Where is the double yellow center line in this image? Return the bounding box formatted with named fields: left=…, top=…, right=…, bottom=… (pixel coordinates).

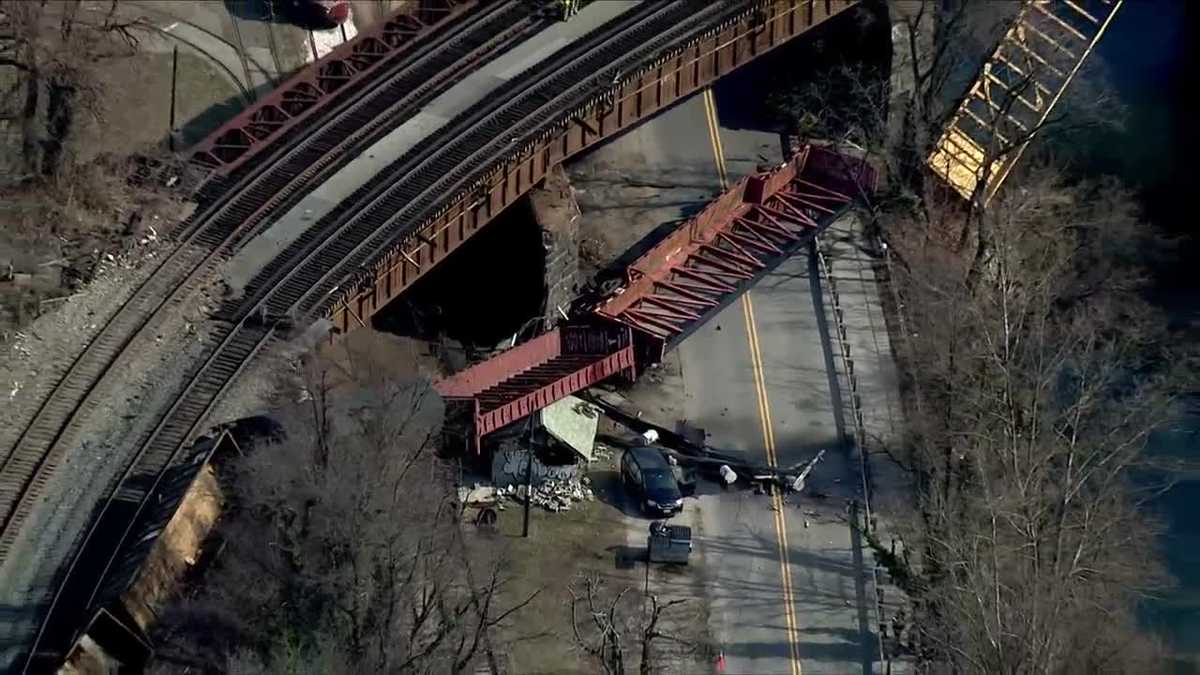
left=702, top=86, right=802, bottom=675
left=701, top=89, right=730, bottom=191
left=743, top=295, right=803, bottom=675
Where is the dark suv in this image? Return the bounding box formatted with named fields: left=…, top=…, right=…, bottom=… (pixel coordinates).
left=620, top=447, right=684, bottom=516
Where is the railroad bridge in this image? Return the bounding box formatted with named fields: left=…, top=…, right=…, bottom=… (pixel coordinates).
left=0, top=0, right=1120, bottom=670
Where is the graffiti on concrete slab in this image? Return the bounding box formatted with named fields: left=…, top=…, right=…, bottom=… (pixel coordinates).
left=492, top=443, right=578, bottom=487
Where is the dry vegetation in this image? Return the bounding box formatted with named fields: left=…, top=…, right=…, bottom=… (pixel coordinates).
left=0, top=0, right=188, bottom=337
left=150, top=345, right=538, bottom=674
left=150, top=332, right=708, bottom=674
left=884, top=169, right=1189, bottom=673
left=773, top=2, right=1195, bottom=672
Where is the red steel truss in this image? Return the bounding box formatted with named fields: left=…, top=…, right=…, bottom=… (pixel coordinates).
left=188, top=0, right=473, bottom=178
left=433, top=146, right=874, bottom=453
left=593, top=146, right=866, bottom=350
left=436, top=324, right=635, bottom=453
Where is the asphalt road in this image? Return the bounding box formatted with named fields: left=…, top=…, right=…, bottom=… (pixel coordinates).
left=570, top=88, right=876, bottom=673
left=682, top=251, right=874, bottom=675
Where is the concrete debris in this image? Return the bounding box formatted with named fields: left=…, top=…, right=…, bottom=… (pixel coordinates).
left=496, top=477, right=594, bottom=513
left=592, top=443, right=613, bottom=463
left=541, top=395, right=599, bottom=461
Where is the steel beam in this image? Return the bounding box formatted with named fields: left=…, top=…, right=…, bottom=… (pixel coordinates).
left=329, top=0, right=859, bottom=335
left=189, top=0, right=475, bottom=181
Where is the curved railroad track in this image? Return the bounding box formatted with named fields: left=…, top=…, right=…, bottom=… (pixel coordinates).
left=0, top=0, right=542, bottom=599
left=20, top=0, right=762, bottom=670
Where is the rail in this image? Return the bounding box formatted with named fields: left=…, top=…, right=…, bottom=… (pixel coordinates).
left=188, top=0, right=476, bottom=185
left=328, top=0, right=861, bottom=333
left=10, top=6, right=551, bottom=670
left=0, top=0, right=537, bottom=571
left=20, top=4, right=773, bottom=669
left=16, top=2, right=866, bottom=669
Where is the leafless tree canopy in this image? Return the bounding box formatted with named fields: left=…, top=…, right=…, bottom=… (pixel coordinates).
left=772, top=1, right=1122, bottom=208
left=886, top=167, right=1188, bottom=673
left=568, top=574, right=697, bottom=675
left=1, top=0, right=180, bottom=298
left=762, top=4, right=1194, bottom=672
left=1, top=0, right=147, bottom=180
left=151, top=351, right=533, bottom=674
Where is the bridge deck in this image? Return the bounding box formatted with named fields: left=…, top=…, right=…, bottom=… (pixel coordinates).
left=219, top=1, right=640, bottom=295
left=329, top=0, right=860, bottom=334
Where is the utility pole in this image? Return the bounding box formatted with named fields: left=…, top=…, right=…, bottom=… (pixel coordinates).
left=521, top=414, right=536, bottom=537
left=168, top=46, right=178, bottom=152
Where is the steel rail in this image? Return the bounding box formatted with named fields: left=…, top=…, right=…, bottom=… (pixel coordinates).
left=12, top=5, right=549, bottom=670
left=24, top=2, right=767, bottom=670
left=0, top=0, right=535, bottom=588
left=93, top=0, right=742, bottom=610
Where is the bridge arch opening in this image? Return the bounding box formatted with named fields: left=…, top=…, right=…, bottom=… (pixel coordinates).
left=371, top=197, right=546, bottom=355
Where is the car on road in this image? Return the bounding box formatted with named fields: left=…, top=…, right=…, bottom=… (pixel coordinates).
left=620, top=447, right=683, bottom=516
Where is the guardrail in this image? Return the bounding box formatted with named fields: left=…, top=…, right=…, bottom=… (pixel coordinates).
left=812, top=232, right=889, bottom=670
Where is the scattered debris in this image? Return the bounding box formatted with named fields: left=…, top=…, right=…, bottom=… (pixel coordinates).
left=495, top=477, right=594, bottom=513
left=592, top=443, right=614, bottom=463
left=584, top=392, right=829, bottom=494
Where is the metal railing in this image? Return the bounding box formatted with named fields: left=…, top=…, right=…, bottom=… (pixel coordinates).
left=812, top=232, right=889, bottom=669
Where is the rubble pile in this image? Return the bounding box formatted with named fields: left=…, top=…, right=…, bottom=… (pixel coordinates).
left=497, top=477, right=595, bottom=513
left=592, top=443, right=614, bottom=463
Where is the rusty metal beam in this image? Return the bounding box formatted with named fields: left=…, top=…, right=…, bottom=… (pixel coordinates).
left=329, top=0, right=859, bottom=335
left=190, top=1, right=476, bottom=180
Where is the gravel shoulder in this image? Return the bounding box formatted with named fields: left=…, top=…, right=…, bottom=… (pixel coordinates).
left=0, top=243, right=221, bottom=670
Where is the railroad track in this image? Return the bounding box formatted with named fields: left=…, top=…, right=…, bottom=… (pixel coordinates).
left=20, top=1, right=762, bottom=669
left=0, top=0, right=542, bottom=623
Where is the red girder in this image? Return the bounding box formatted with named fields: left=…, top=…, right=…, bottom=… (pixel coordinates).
left=737, top=214, right=798, bottom=241
left=686, top=257, right=756, bottom=283
left=795, top=176, right=852, bottom=202
left=187, top=0, right=475, bottom=180
left=702, top=242, right=761, bottom=270
left=641, top=295, right=704, bottom=319
left=630, top=301, right=700, bottom=322
left=622, top=310, right=682, bottom=337
left=716, top=231, right=772, bottom=263
left=776, top=184, right=847, bottom=214
left=765, top=195, right=815, bottom=222
left=757, top=202, right=814, bottom=229
left=430, top=146, right=873, bottom=454
left=593, top=146, right=866, bottom=345
left=435, top=325, right=636, bottom=452
left=648, top=284, right=716, bottom=309
left=726, top=224, right=783, bottom=255
left=671, top=267, right=736, bottom=294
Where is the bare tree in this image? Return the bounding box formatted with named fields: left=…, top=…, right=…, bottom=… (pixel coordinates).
left=761, top=4, right=1190, bottom=672
left=1, top=0, right=146, bottom=178
left=771, top=1, right=1125, bottom=284
left=879, top=165, right=1190, bottom=673
left=151, top=345, right=536, bottom=674
left=568, top=574, right=697, bottom=675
